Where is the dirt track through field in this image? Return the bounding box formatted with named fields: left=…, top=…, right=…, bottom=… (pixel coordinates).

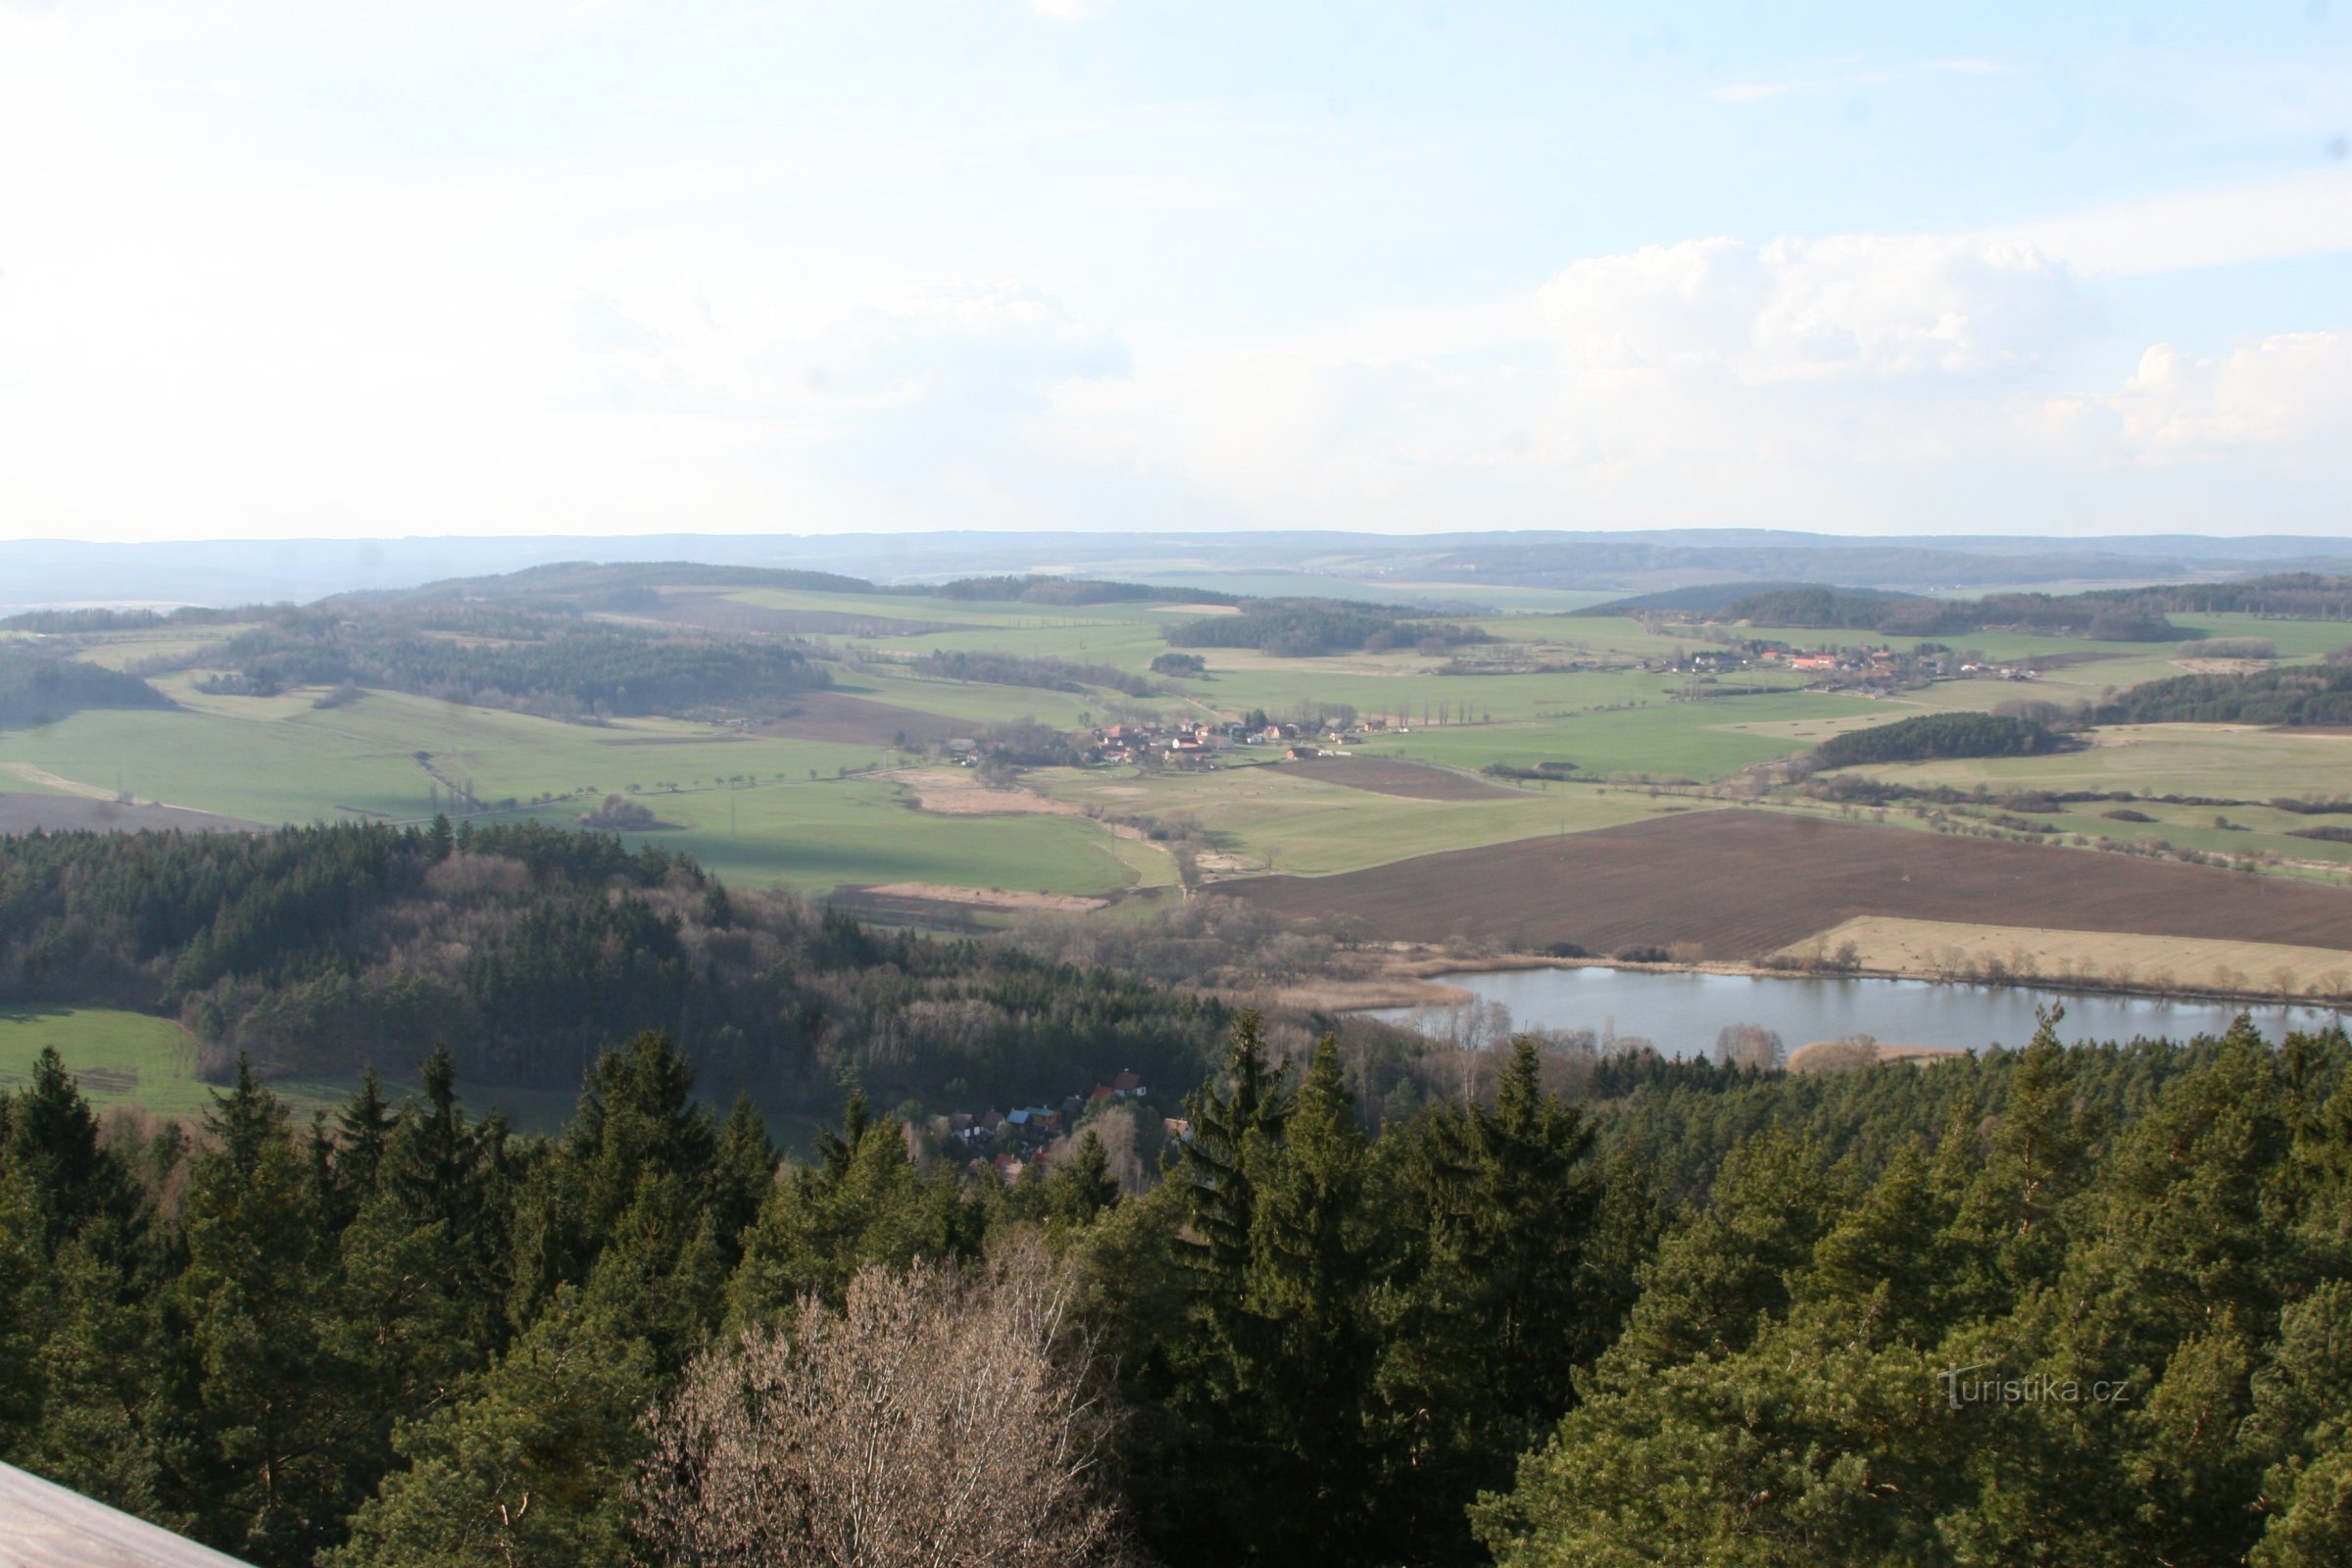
left=1217, top=808, right=2352, bottom=958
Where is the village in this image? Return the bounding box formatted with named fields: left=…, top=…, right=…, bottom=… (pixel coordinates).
left=1657, top=640, right=2041, bottom=691
left=930, top=1068, right=1186, bottom=1186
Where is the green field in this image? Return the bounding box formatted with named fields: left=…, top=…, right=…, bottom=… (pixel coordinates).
left=0, top=1006, right=622, bottom=1135
left=1286, top=689, right=1893, bottom=781
left=520, top=774, right=1167, bottom=897
left=12, top=577, right=2352, bottom=907
left=1039, top=764, right=1705, bottom=876
left=0, top=1007, right=219, bottom=1117
left=1849, top=724, right=2352, bottom=803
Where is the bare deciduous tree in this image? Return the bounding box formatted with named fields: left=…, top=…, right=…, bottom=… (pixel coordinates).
left=1712, top=1023, right=1786, bottom=1072
left=633, top=1237, right=1127, bottom=1568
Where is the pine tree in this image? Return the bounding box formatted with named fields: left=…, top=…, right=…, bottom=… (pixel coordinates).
left=705, top=1094, right=776, bottom=1268
left=1047, top=1129, right=1120, bottom=1231
left=1175, top=1010, right=1293, bottom=1292
left=172, top=1070, right=346, bottom=1567
left=725, top=1097, right=975, bottom=1322
left=5, top=1047, right=134, bottom=1250
left=1242, top=1038, right=1378, bottom=1560
left=334, top=1068, right=395, bottom=1200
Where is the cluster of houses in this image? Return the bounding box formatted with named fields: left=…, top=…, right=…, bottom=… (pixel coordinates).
left=1663, top=642, right=2048, bottom=692
left=1082, top=717, right=1407, bottom=766
left=942, top=1068, right=1187, bottom=1184
left=1088, top=720, right=1233, bottom=765
left=1665, top=641, right=2041, bottom=689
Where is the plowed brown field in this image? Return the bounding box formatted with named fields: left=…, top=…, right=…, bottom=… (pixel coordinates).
left=760, top=692, right=970, bottom=748
left=0, top=793, right=262, bottom=835
left=1217, top=808, right=2352, bottom=958
left=1278, top=756, right=1516, bottom=801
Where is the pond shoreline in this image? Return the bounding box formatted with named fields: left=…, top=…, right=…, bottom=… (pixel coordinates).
left=1334, top=959, right=2348, bottom=1061
left=1276, top=945, right=2352, bottom=1022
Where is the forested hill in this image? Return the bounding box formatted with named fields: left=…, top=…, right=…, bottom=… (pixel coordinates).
left=0, top=820, right=1226, bottom=1106
left=192, top=612, right=830, bottom=719
left=340, top=559, right=880, bottom=607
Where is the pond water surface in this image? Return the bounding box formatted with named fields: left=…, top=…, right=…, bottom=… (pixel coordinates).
left=1368, top=965, right=2348, bottom=1058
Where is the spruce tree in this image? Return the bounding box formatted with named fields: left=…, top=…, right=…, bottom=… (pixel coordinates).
left=1047, top=1129, right=1120, bottom=1231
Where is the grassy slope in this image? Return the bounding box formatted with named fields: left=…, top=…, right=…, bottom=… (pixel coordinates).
left=0, top=1007, right=605, bottom=1135
left=521, top=776, right=1156, bottom=897
left=1352, top=692, right=1892, bottom=779
left=0, top=1008, right=216, bottom=1118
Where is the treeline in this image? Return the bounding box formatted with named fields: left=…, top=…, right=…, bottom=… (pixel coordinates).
left=8, top=1008, right=2352, bottom=1567
left=2092, top=663, right=2352, bottom=727
left=0, top=605, right=249, bottom=633
left=2130, top=571, right=2352, bottom=619
left=908, top=648, right=1153, bottom=697
left=0, top=821, right=1227, bottom=1106
left=1164, top=599, right=1495, bottom=658
left=926, top=575, right=1232, bottom=608
left=197, top=612, right=828, bottom=719
left=1811, top=710, right=2062, bottom=768
left=0, top=645, right=174, bottom=730
left=1707, top=584, right=2180, bottom=641
left=1612, top=573, right=2352, bottom=642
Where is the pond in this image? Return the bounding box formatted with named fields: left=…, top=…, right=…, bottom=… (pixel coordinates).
left=1367, top=964, right=2348, bottom=1059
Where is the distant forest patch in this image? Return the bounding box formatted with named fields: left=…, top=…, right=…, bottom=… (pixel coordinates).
left=909, top=649, right=1153, bottom=697
left=1811, top=710, right=2064, bottom=768
left=2093, top=664, right=2352, bottom=727
left=926, top=574, right=1236, bottom=608
left=1164, top=600, right=1495, bottom=658
left=190, top=611, right=828, bottom=721
left=1, top=605, right=248, bottom=634
left=1582, top=573, right=2352, bottom=643
left=0, top=646, right=173, bottom=730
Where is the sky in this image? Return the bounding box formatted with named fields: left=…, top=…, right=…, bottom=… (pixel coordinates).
left=0, top=0, right=2347, bottom=543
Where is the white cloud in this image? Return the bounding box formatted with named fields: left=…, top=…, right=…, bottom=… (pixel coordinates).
left=1030, top=0, right=1108, bottom=20
left=1537, top=234, right=2083, bottom=381
left=1043, top=231, right=2345, bottom=534
left=2052, top=332, right=2352, bottom=461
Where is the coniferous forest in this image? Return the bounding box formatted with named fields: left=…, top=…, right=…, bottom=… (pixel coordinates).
left=5, top=934, right=2352, bottom=1565
left=0, top=822, right=1227, bottom=1103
